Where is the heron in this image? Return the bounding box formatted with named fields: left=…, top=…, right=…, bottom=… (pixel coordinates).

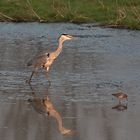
left=27, top=34, right=75, bottom=83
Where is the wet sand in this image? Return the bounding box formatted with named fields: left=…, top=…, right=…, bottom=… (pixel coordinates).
left=0, top=23, right=140, bottom=140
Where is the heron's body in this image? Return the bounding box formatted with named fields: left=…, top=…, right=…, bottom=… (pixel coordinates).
left=112, top=92, right=128, bottom=103
left=27, top=34, right=74, bottom=83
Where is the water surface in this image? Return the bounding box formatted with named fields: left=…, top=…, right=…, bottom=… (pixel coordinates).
left=0, top=23, right=140, bottom=140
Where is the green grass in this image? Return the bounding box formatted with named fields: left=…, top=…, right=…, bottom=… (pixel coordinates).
left=0, top=0, right=140, bottom=29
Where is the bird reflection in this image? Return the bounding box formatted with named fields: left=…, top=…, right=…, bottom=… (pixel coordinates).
left=112, top=103, right=127, bottom=111
left=28, top=84, right=74, bottom=135
left=43, top=97, right=74, bottom=135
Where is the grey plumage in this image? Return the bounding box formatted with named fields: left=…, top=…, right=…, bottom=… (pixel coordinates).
left=27, top=53, right=50, bottom=67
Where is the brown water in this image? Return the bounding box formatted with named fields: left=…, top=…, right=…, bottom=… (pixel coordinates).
left=0, top=23, right=140, bottom=140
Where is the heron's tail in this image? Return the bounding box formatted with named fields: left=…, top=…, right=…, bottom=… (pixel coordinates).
left=27, top=61, right=32, bottom=66
left=112, top=94, right=116, bottom=96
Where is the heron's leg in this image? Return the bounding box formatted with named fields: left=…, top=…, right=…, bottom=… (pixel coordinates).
left=29, top=71, right=35, bottom=81
left=26, top=68, right=38, bottom=83
left=45, top=67, right=50, bottom=78
left=46, top=67, right=50, bottom=73
left=45, top=67, right=51, bottom=86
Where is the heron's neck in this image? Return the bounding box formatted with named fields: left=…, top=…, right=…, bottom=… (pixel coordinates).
left=54, top=40, right=64, bottom=58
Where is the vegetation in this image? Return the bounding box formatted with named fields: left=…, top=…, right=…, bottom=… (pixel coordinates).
left=0, top=0, right=140, bottom=29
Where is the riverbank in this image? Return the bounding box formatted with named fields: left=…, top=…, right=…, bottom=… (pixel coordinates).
left=0, top=0, right=140, bottom=29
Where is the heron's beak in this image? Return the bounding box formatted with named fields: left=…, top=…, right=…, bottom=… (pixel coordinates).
left=65, top=34, right=78, bottom=40
left=73, top=37, right=78, bottom=40
left=70, top=36, right=77, bottom=40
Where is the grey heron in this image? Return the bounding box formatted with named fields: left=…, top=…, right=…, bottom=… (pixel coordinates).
left=27, top=34, right=75, bottom=83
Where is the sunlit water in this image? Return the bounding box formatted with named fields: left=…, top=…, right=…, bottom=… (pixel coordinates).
left=0, top=23, right=140, bottom=140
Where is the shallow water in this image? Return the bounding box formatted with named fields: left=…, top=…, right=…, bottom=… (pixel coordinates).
left=0, top=22, right=140, bottom=140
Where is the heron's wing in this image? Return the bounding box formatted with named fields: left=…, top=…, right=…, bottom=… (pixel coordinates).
left=27, top=52, right=50, bottom=67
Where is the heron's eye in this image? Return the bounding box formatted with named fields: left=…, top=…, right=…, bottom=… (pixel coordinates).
left=47, top=53, right=50, bottom=57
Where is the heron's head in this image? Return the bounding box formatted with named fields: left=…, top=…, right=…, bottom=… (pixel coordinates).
left=59, top=34, right=74, bottom=43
